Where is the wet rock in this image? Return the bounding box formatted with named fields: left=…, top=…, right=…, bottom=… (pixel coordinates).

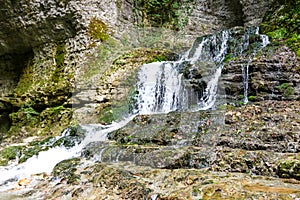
left=0, top=145, right=22, bottom=166
left=222, top=45, right=300, bottom=102
left=89, top=163, right=150, bottom=199
left=52, top=125, right=86, bottom=148
left=53, top=158, right=81, bottom=184
left=218, top=101, right=300, bottom=153
left=108, top=111, right=223, bottom=146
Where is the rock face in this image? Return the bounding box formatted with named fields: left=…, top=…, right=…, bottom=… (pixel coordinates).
left=221, top=45, right=300, bottom=102
left=0, top=0, right=273, bottom=95
left=0, top=0, right=276, bottom=141
left=185, top=0, right=273, bottom=36
left=1, top=1, right=300, bottom=199
left=0, top=0, right=134, bottom=97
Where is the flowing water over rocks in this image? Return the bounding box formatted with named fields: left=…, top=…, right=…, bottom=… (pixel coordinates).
left=0, top=27, right=299, bottom=199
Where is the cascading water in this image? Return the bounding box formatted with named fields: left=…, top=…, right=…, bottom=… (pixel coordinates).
left=136, top=62, right=182, bottom=114
left=136, top=30, right=231, bottom=114
left=241, top=27, right=270, bottom=104
left=135, top=27, right=269, bottom=113
left=0, top=27, right=269, bottom=192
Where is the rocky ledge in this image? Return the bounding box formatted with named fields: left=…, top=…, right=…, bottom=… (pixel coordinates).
left=1, top=99, right=299, bottom=199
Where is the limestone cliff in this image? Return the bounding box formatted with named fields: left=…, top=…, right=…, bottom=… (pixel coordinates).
left=0, top=0, right=285, bottom=142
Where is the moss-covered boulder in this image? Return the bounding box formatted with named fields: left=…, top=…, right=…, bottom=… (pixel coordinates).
left=0, top=146, right=22, bottom=166
left=277, top=158, right=300, bottom=180
left=52, top=158, right=81, bottom=184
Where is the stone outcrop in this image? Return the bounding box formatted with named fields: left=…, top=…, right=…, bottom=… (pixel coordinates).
left=0, top=0, right=277, bottom=140
left=0, top=0, right=135, bottom=97
left=221, top=45, right=300, bottom=102
left=0, top=0, right=274, bottom=96
left=185, top=0, right=273, bottom=36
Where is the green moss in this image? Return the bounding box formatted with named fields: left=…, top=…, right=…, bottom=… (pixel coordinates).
left=55, top=43, right=66, bottom=67
left=53, top=158, right=81, bottom=184
left=146, top=54, right=167, bottom=63
left=276, top=83, right=295, bottom=97
left=22, top=106, right=40, bottom=120
left=223, top=54, right=232, bottom=62
left=3, top=126, right=84, bottom=164
left=248, top=96, right=255, bottom=101
left=48, top=105, right=66, bottom=115
left=88, top=18, right=110, bottom=41
left=52, top=126, right=85, bottom=148
left=266, top=28, right=287, bottom=40
left=0, top=146, right=22, bottom=166
left=276, top=83, right=290, bottom=89
left=284, top=86, right=295, bottom=97
left=99, top=103, right=130, bottom=124
left=277, top=159, right=300, bottom=179
left=14, top=59, right=34, bottom=95
left=260, top=1, right=300, bottom=56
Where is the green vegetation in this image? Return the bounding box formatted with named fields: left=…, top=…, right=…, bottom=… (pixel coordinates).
left=248, top=96, right=255, bottom=101
left=223, top=54, right=232, bottom=62
left=98, top=103, right=130, bottom=124
left=0, top=146, right=22, bottom=166
left=133, top=0, right=193, bottom=29
left=88, top=18, right=111, bottom=41
left=0, top=126, right=85, bottom=165
left=23, top=106, right=40, bottom=120
left=261, top=1, right=300, bottom=56
left=277, top=159, right=300, bottom=179
left=276, top=83, right=295, bottom=97
left=53, top=158, right=81, bottom=184
left=55, top=43, right=66, bottom=67
left=48, top=105, right=66, bottom=115
left=14, top=59, right=34, bottom=95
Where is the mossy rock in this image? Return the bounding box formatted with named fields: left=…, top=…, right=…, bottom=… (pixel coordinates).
left=1, top=126, right=85, bottom=165
left=88, top=18, right=110, bottom=41
left=260, top=1, right=300, bottom=56
left=52, top=125, right=86, bottom=149
left=277, top=159, right=300, bottom=180
left=0, top=146, right=23, bottom=166
left=134, top=0, right=193, bottom=30
left=52, top=157, right=81, bottom=184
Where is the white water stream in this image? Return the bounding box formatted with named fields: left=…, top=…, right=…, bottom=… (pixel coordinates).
left=0, top=27, right=269, bottom=192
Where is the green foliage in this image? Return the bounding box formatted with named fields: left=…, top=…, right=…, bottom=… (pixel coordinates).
left=223, top=54, right=232, bottom=62
left=134, top=0, right=193, bottom=29
left=48, top=105, right=66, bottom=115
left=146, top=54, right=167, bottom=63
left=14, top=59, right=34, bottom=95
left=276, top=83, right=295, bottom=97
left=0, top=146, right=22, bottom=165
left=266, top=28, right=287, bottom=39
left=55, top=43, right=66, bottom=67
left=248, top=96, right=255, bottom=101
left=276, top=83, right=290, bottom=90
left=283, top=87, right=295, bottom=97
left=261, top=1, right=300, bottom=56
left=88, top=18, right=110, bottom=41
left=22, top=106, right=40, bottom=121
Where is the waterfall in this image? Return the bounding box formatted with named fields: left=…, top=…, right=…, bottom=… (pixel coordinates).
left=242, top=27, right=270, bottom=103
left=0, top=27, right=269, bottom=191
left=135, top=27, right=269, bottom=113
left=136, top=62, right=182, bottom=114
